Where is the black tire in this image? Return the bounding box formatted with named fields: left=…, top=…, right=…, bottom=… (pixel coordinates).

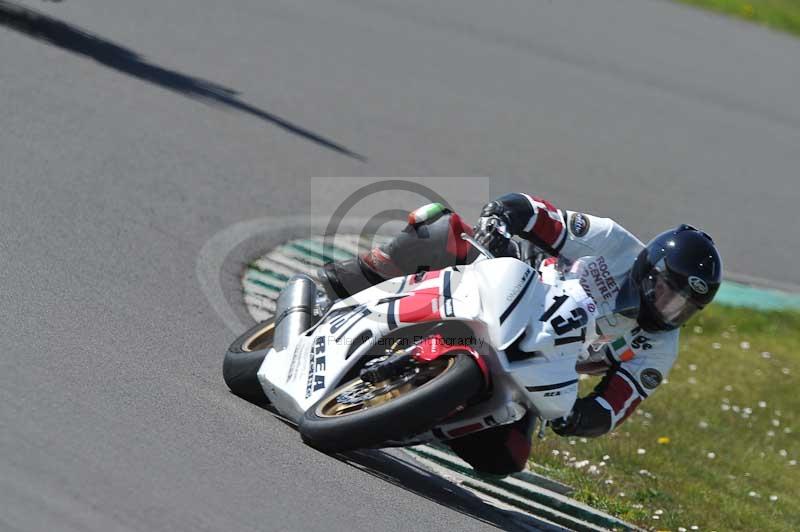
left=223, top=319, right=275, bottom=402
left=299, top=353, right=483, bottom=452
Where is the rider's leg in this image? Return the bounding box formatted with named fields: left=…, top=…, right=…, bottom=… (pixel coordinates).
left=317, top=203, right=474, bottom=300
left=446, top=413, right=537, bottom=476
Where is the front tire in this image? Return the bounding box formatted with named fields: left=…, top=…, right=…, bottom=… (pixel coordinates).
left=299, top=353, right=483, bottom=452
left=223, top=319, right=275, bottom=402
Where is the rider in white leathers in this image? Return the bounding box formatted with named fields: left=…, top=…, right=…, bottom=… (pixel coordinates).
left=318, top=193, right=722, bottom=475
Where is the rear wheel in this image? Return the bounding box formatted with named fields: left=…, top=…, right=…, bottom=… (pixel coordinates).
left=299, top=351, right=483, bottom=452
left=223, top=319, right=275, bottom=402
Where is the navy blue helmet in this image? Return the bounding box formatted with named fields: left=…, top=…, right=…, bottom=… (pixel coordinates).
left=631, top=225, right=722, bottom=332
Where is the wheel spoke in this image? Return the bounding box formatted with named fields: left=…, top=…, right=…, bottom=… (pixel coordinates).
left=316, top=357, right=455, bottom=418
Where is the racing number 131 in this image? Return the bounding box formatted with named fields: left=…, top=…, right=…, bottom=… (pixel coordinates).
left=539, top=294, right=588, bottom=346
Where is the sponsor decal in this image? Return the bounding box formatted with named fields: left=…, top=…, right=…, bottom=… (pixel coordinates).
left=640, top=368, right=663, bottom=390
left=286, top=343, right=304, bottom=382
left=569, top=212, right=590, bottom=238
left=578, top=256, right=620, bottom=303
left=506, top=269, right=533, bottom=302
left=688, top=275, right=709, bottom=294
left=305, top=336, right=327, bottom=398
left=631, top=334, right=652, bottom=351
left=444, top=298, right=454, bottom=317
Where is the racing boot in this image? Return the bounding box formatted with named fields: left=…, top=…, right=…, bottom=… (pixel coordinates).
left=317, top=254, right=395, bottom=301
left=316, top=203, right=475, bottom=301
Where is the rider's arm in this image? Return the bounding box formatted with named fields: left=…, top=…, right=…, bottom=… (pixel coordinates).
left=480, top=193, right=567, bottom=256
left=481, top=194, right=641, bottom=261
left=554, top=331, right=678, bottom=437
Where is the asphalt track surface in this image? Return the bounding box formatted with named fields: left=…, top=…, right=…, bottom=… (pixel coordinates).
left=2, top=0, right=800, bottom=530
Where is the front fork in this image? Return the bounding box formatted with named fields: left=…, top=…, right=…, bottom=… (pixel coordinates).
left=365, top=329, right=505, bottom=445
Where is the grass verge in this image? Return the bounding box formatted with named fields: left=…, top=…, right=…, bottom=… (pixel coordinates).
left=675, top=0, right=800, bottom=37
left=529, top=304, right=799, bottom=531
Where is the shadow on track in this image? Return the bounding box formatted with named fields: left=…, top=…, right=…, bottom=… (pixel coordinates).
left=338, top=449, right=558, bottom=532
left=0, top=1, right=365, bottom=161
left=250, top=399, right=556, bottom=532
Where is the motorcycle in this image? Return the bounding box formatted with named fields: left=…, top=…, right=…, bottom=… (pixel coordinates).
left=223, top=233, right=601, bottom=453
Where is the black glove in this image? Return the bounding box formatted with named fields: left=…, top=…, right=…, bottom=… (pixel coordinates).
left=550, top=409, right=582, bottom=436
left=551, top=398, right=612, bottom=438
left=474, top=202, right=513, bottom=257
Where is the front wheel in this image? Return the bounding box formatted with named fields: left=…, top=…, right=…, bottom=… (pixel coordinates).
left=223, top=319, right=275, bottom=402
left=299, top=353, right=484, bottom=452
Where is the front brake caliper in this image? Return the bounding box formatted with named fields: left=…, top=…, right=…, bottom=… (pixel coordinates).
left=359, top=352, right=416, bottom=383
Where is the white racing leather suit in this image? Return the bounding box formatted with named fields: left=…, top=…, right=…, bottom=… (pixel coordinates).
left=320, top=192, right=681, bottom=472
left=486, top=192, right=677, bottom=436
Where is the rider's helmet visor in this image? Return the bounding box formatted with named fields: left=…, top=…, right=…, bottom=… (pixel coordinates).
left=641, top=265, right=702, bottom=328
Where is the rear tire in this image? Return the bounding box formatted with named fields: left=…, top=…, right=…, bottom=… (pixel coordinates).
left=223, top=319, right=275, bottom=402
left=299, top=353, right=483, bottom=452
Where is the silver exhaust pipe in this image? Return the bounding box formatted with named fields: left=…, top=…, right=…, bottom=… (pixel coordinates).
left=273, top=274, right=318, bottom=351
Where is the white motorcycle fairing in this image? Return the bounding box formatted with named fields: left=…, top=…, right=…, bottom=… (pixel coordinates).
left=257, top=256, right=598, bottom=429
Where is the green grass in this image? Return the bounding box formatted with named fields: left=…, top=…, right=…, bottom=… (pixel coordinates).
left=676, top=0, right=800, bottom=37
left=530, top=304, right=800, bottom=531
